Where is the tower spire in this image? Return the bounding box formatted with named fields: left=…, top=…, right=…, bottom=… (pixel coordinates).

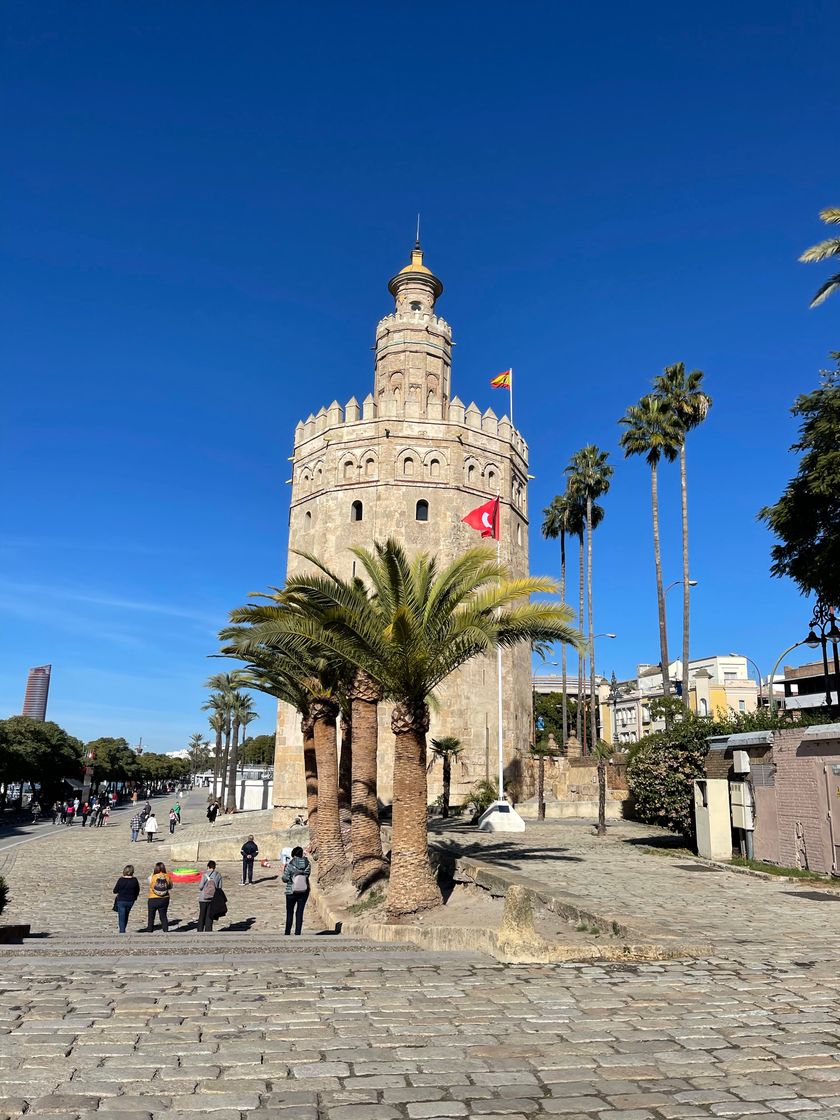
left=415, top=212, right=421, bottom=249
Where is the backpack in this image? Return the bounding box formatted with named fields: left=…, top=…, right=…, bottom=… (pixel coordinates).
left=292, top=871, right=309, bottom=894
left=210, top=887, right=227, bottom=918
left=151, top=875, right=169, bottom=897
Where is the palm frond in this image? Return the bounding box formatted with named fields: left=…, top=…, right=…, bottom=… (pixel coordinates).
left=810, top=273, right=840, bottom=308
left=800, top=238, right=840, bottom=263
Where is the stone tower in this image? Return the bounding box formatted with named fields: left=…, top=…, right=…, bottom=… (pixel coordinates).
left=273, top=241, right=532, bottom=824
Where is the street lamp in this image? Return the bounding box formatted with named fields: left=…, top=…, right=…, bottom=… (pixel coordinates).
left=803, top=599, right=840, bottom=709
left=665, top=578, right=698, bottom=595
left=607, top=671, right=623, bottom=745
left=729, top=652, right=765, bottom=704
left=768, top=639, right=808, bottom=715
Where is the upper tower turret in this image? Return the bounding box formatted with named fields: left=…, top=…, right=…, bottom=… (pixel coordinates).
left=374, top=240, right=452, bottom=419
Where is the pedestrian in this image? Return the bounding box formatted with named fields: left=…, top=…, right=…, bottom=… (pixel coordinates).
left=52, top=801, right=61, bottom=824
left=240, top=836, right=259, bottom=885
left=144, top=812, right=158, bottom=843
left=282, top=845, right=311, bottom=936
left=206, top=801, right=219, bottom=825
left=113, top=863, right=140, bottom=933
left=197, top=860, right=223, bottom=932
left=30, top=798, right=40, bottom=821
left=168, top=809, right=177, bottom=835
left=146, top=862, right=173, bottom=932
left=173, top=799, right=181, bottom=824
left=73, top=796, right=81, bottom=815
left=65, top=803, right=75, bottom=826
left=81, top=802, right=90, bottom=827
left=129, top=811, right=141, bottom=842
left=102, top=804, right=111, bottom=827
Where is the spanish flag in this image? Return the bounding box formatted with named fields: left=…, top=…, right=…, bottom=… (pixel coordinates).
left=489, top=369, right=511, bottom=389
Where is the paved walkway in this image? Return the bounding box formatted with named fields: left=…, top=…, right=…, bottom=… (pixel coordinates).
left=0, top=798, right=838, bottom=1119
left=432, top=819, right=840, bottom=957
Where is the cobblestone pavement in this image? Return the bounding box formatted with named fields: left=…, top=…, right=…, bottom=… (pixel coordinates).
left=0, top=797, right=839, bottom=1119
left=434, top=818, right=840, bottom=956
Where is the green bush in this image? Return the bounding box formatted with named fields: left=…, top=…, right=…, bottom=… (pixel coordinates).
left=463, top=779, right=498, bottom=818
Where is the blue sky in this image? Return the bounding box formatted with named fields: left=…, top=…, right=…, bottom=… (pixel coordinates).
left=2, top=1, right=838, bottom=749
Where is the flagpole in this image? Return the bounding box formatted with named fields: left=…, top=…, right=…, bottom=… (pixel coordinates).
left=495, top=492, right=504, bottom=803
left=508, top=367, right=514, bottom=431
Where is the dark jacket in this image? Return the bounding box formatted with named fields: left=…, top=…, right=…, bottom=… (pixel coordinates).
left=241, top=841, right=259, bottom=860
left=113, top=876, right=140, bottom=904
left=281, top=856, right=311, bottom=897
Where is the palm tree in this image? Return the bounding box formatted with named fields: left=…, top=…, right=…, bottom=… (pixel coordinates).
left=653, top=363, right=712, bottom=708
left=619, top=395, right=681, bottom=700
left=427, top=736, right=465, bottom=819
left=226, top=691, right=257, bottom=812
left=592, top=738, right=613, bottom=837
left=800, top=207, right=840, bottom=307
left=202, top=694, right=227, bottom=798
left=530, top=737, right=560, bottom=820
left=204, top=672, right=242, bottom=804
left=258, top=540, right=580, bottom=918
left=566, top=446, right=613, bottom=753
left=542, top=492, right=572, bottom=745
left=346, top=668, right=387, bottom=888
left=564, top=496, right=590, bottom=746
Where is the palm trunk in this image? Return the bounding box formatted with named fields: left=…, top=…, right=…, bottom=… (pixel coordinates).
left=680, top=444, right=690, bottom=708
left=560, top=528, right=568, bottom=747
left=311, top=700, right=349, bottom=886
left=597, top=758, right=607, bottom=837
left=338, top=713, right=352, bottom=823
left=387, top=700, right=441, bottom=918
left=576, top=534, right=584, bottom=745
left=651, top=461, right=671, bottom=695
left=212, top=728, right=222, bottom=798
left=225, top=715, right=240, bottom=813
left=442, top=757, right=451, bottom=819
left=537, top=754, right=546, bottom=821
left=219, top=718, right=231, bottom=806
left=302, top=716, right=318, bottom=850
left=587, top=496, right=597, bottom=755
left=350, top=677, right=387, bottom=889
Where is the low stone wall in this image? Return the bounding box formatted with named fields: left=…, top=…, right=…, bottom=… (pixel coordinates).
left=170, top=826, right=309, bottom=865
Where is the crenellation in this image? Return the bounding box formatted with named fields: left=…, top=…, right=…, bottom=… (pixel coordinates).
left=345, top=396, right=360, bottom=422
left=481, top=406, right=498, bottom=435
left=362, top=392, right=376, bottom=420
left=326, top=399, right=344, bottom=426
left=449, top=395, right=465, bottom=424
left=464, top=402, right=481, bottom=429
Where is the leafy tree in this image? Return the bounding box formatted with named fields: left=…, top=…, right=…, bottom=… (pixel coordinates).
left=800, top=207, right=840, bottom=307
left=619, top=395, right=682, bottom=697
left=534, top=692, right=578, bottom=748
left=652, top=363, right=712, bottom=707
left=242, top=734, right=275, bottom=766
left=427, top=736, right=465, bottom=819
left=0, top=717, right=83, bottom=806
left=759, top=360, right=840, bottom=604
left=86, top=737, right=138, bottom=786
left=567, top=446, right=613, bottom=753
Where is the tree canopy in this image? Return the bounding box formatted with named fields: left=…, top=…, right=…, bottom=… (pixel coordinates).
left=759, top=359, right=840, bottom=603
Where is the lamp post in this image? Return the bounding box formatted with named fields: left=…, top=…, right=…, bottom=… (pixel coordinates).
left=803, top=599, right=840, bottom=709
left=768, top=640, right=808, bottom=715
left=729, top=652, right=765, bottom=705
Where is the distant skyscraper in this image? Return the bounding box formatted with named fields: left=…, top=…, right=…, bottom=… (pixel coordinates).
left=22, top=665, right=51, bottom=721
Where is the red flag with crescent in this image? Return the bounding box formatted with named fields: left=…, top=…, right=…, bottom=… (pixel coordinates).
left=462, top=496, right=500, bottom=540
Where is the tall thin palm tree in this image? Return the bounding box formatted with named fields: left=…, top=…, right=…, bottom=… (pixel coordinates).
left=202, top=695, right=226, bottom=798
left=226, top=691, right=257, bottom=812
left=653, top=363, right=712, bottom=708
left=238, top=708, right=259, bottom=771
left=256, top=540, right=580, bottom=918
left=800, top=207, right=840, bottom=307
left=619, top=395, right=682, bottom=699
left=566, top=446, right=613, bottom=753
left=204, top=672, right=241, bottom=804
left=542, top=492, right=572, bottom=746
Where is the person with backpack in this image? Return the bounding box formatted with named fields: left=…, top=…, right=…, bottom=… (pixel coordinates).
left=281, top=846, right=311, bottom=936
left=144, top=812, right=158, bottom=842
left=168, top=808, right=177, bottom=835
left=197, top=861, right=224, bottom=932
left=113, top=864, right=140, bottom=933
left=240, top=836, right=259, bottom=885
left=130, top=811, right=142, bottom=843
left=146, top=862, right=173, bottom=931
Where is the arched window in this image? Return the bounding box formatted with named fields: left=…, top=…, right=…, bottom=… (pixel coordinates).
left=304, top=511, right=312, bottom=529
left=364, top=457, right=375, bottom=478
left=343, top=460, right=354, bottom=481
left=487, top=469, right=497, bottom=488
left=410, top=301, right=422, bottom=311
left=351, top=500, right=363, bottom=522
left=517, top=523, right=522, bottom=546
left=416, top=499, right=429, bottom=522
left=467, top=463, right=476, bottom=484
left=429, top=458, right=440, bottom=479
left=699, top=697, right=708, bottom=717
left=403, top=457, right=415, bottom=477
